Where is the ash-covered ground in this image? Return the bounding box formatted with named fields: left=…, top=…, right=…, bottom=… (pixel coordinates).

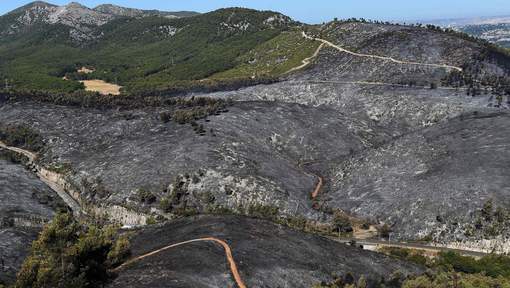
left=0, top=100, right=391, bottom=224
left=1, top=21, right=510, bottom=253
left=0, top=153, right=67, bottom=284
left=109, top=215, right=422, bottom=288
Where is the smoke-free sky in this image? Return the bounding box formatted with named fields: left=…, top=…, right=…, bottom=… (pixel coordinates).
left=2, top=0, right=510, bottom=23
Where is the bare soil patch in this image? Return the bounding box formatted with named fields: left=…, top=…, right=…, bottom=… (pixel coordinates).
left=80, top=80, right=121, bottom=95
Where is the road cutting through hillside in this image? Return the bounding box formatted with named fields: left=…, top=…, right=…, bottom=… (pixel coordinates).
left=0, top=141, right=83, bottom=216
left=112, top=237, right=247, bottom=288
left=302, top=31, right=463, bottom=72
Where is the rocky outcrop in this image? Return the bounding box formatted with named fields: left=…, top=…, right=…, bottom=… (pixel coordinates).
left=2, top=1, right=198, bottom=43
left=93, top=4, right=199, bottom=18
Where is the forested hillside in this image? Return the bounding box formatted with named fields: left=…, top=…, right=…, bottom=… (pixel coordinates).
left=0, top=2, right=298, bottom=94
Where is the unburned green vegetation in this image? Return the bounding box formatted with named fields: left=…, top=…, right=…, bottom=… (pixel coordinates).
left=13, top=213, right=130, bottom=288
left=0, top=8, right=292, bottom=95
left=403, top=272, right=510, bottom=288
left=375, top=246, right=510, bottom=287
left=0, top=90, right=233, bottom=126
left=211, top=30, right=321, bottom=79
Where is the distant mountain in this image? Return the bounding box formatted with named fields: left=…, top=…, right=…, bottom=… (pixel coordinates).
left=425, top=15, right=510, bottom=48
left=0, top=1, right=198, bottom=42
left=93, top=4, right=199, bottom=19
left=459, top=23, right=510, bottom=48
left=426, top=15, right=510, bottom=27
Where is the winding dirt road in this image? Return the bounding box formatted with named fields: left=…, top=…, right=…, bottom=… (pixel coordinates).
left=285, top=42, right=326, bottom=74
left=302, top=31, right=463, bottom=72
left=113, top=237, right=247, bottom=288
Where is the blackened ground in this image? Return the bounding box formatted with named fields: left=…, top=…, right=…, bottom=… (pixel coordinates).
left=0, top=155, right=67, bottom=284
left=109, top=215, right=423, bottom=288
left=328, top=110, right=510, bottom=241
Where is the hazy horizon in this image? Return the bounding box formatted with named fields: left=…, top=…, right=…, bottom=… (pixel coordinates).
left=1, top=0, right=510, bottom=24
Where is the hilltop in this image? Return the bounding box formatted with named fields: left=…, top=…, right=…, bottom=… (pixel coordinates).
left=427, top=15, right=510, bottom=48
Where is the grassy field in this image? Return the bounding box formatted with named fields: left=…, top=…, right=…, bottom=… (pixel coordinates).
left=211, top=30, right=321, bottom=79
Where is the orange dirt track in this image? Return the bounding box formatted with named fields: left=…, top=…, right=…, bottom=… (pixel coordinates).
left=112, top=237, right=247, bottom=288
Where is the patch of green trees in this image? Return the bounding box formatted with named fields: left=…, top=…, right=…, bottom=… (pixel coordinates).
left=14, top=213, right=130, bottom=288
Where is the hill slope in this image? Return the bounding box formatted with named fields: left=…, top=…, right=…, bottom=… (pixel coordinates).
left=3, top=6, right=510, bottom=286
left=110, top=215, right=422, bottom=288
left=0, top=3, right=295, bottom=93
left=0, top=150, right=67, bottom=285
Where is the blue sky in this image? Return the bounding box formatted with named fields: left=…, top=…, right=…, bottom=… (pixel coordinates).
left=2, top=0, right=510, bottom=23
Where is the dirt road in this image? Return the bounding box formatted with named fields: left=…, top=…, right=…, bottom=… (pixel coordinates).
left=113, top=237, right=247, bottom=288
left=332, top=237, right=488, bottom=258
left=285, top=42, right=326, bottom=74
left=302, top=31, right=463, bottom=72
left=311, top=176, right=323, bottom=199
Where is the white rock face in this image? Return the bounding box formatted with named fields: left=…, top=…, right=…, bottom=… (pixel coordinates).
left=4, top=2, right=196, bottom=43
left=7, top=2, right=113, bottom=43
left=263, top=14, right=292, bottom=28
left=46, top=2, right=113, bottom=27
left=16, top=2, right=113, bottom=28
left=93, top=4, right=145, bottom=18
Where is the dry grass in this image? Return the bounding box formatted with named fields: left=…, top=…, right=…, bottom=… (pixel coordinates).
left=80, top=80, right=121, bottom=95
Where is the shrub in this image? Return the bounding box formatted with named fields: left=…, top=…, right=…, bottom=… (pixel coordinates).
left=312, top=273, right=368, bottom=288
left=380, top=247, right=429, bottom=266
left=380, top=223, right=392, bottom=239
left=47, top=162, right=73, bottom=174
left=135, top=188, right=157, bottom=204
left=0, top=124, right=44, bottom=152
left=159, top=198, right=172, bottom=213
left=174, top=207, right=199, bottom=217
left=15, top=213, right=130, bottom=288
left=146, top=216, right=157, bottom=225
left=332, top=213, right=353, bottom=234
left=159, top=112, right=172, bottom=123
left=206, top=205, right=234, bottom=215
left=247, top=204, right=279, bottom=220
left=403, top=271, right=510, bottom=288
left=482, top=199, right=494, bottom=221
left=435, top=251, right=510, bottom=278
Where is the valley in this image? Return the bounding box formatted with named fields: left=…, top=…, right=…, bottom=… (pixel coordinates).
left=1, top=1, right=510, bottom=288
